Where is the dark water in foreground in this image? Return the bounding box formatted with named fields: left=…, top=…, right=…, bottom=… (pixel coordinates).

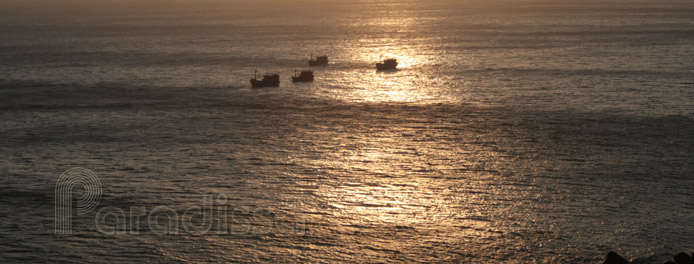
left=1, top=0, right=693, bottom=263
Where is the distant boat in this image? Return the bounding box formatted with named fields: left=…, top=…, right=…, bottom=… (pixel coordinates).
left=376, top=58, right=398, bottom=71
left=292, top=70, right=314, bottom=82
left=308, top=53, right=329, bottom=67
left=250, top=70, right=280, bottom=88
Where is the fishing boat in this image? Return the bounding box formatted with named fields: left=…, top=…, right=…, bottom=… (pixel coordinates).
left=308, top=53, right=329, bottom=67
left=250, top=70, right=280, bottom=88
left=292, top=70, right=314, bottom=82
left=376, top=58, right=398, bottom=71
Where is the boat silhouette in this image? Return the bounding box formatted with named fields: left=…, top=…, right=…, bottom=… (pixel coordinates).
left=376, top=58, right=398, bottom=71
left=250, top=70, right=280, bottom=88
left=292, top=70, right=314, bottom=82
left=308, top=53, right=329, bottom=67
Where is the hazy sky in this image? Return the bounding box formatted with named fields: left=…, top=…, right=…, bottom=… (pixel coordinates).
left=1, top=0, right=692, bottom=25
left=2, top=0, right=689, bottom=11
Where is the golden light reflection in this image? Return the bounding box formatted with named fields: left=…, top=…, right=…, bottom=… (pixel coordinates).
left=301, top=5, right=495, bottom=234
left=308, top=143, right=461, bottom=229
left=331, top=48, right=430, bottom=103
left=327, top=10, right=435, bottom=103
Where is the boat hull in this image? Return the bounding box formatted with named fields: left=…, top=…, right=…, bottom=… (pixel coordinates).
left=376, top=62, right=398, bottom=71
left=308, top=61, right=328, bottom=67
left=250, top=79, right=280, bottom=88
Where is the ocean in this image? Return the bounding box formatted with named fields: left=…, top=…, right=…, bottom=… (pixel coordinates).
left=0, top=0, right=693, bottom=263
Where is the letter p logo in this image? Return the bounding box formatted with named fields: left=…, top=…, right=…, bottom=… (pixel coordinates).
left=55, top=167, right=102, bottom=235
